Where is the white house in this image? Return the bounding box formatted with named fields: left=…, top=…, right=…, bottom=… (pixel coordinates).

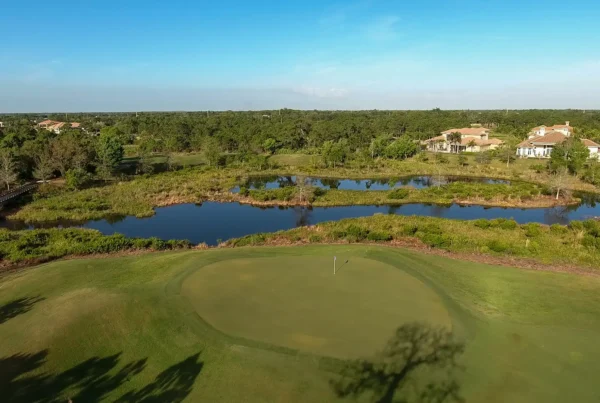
left=424, top=127, right=503, bottom=153
left=517, top=122, right=600, bottom=159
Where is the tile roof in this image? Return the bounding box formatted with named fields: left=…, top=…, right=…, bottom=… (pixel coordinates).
left=441, top=127, right=489, bottom=136
left=460, top=137, right=503, bottom=146
left=582, top=139, right=600, bottom=147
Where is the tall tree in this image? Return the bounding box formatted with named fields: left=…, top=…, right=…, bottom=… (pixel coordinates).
left=203, top=138, right=221, bottom=167
left=33, top=149, right=54, bottom=182
left=95, top=131, right=124, bottom=179
left=0, top=149, right=19, bottom=190
left=550, top=137, right=590, bottom=174
left=497, top=136, right=519, bottom=168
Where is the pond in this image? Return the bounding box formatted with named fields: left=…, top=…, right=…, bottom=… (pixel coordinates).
left=231, top=175, right=510, bottom=192
left=3, top=193, right=600, bottom=246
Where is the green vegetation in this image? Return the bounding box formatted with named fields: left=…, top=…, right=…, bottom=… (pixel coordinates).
left=1, top=246, right=600, bottom=402
left=227, top=215, right=600, bottom=270
left=312, top=181, right=560, bottom=208
left=8, top=162, right=581, bottom=223
left=0, top=228, right=191, bottom=265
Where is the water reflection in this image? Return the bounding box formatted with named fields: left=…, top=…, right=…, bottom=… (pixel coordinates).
left=231, top=175, right=511, bottom=193
left=3, top=192, right=600, bottom=246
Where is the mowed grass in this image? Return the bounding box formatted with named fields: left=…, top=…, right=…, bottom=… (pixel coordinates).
left=1, top=246, right=600, bottom=402
left=183, top=256, right=451, bottom=358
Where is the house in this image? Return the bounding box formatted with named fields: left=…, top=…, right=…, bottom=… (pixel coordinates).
left=516, top=121, right=600, bottom=159
left=424, top=127, right=503, bottom=153
left=0, top=122, right=4, bottom=128
left=37, top=120, right=82, bottom=134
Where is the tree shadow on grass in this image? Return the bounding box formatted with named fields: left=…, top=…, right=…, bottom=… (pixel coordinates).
left=117, top=353, right=203, bottom=402
left=331, top=322, right=465, bottom=403
left=0, top=350, right=203, bottom=403
left=0, top=295, right=45, bottom=325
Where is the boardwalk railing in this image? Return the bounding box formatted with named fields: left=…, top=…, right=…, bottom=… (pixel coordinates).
left=0, top=182, right=39, bottom=204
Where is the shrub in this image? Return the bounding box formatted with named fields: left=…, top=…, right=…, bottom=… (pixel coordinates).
left=420, top=233, right=451, bottom=248
left=529, top=164, right=546, bottom=173
left=388, top=188, right=409, bottom=200
left=313, top=187, right=326, bottom=197
left=238, top=186, right=250, bottom=196
left=522, top=223, right=542, bottom=238
left=569, top=221, right=585, bottom=231
left=473, top=219, right=491, bottom=229
left=487, top=239, right=511, bottom=253
left=331, top=229, right=347, bottom=240
left=345, top=225, right=369, bottom=241
left=308, top=234, right=323, bottom=243
left=416, top=152, right=429, bottom=162
left=435, top=153, right=449, bottom=164
left=550, top=224, right=568, bottom=234
left=367, top=231, right=393, bottom=242
left=65, top=168, right=93, bottom=190
left=582, top=235, right=600, bottom=250
left=401, top=224, right=419, bottom=236
left=489, top=218, right=518, bottom=230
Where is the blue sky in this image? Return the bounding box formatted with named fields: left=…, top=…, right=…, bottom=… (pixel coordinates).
left=2, top=0, right=600, bottom=111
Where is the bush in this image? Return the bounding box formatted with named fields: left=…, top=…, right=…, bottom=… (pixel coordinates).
left=420, top=233, right=451, bottom=248
left=249, top=187, right=296, bottom=202
left=388, top=188, right=409, bottom=200
left=529, top=164, right=546, bottom=173
left=345, top=225, right=369, bottom=241
left=416, top=152, right=429, bottom=162
left=487, top=239, right=511, bottom=253
left=435, top=153, right=449, bottom=164
left=0, top=228, right=192, bottom=264
left=473, top=219, right=491, bottom=229
left=367, top=231, right=393, bottom=241
left=65, top=168, right=93, bottom=190
left=475, top=152, right=492, bottom=165
left=238, top=186, right=249, bottom=196
left=550, top=224, right=568, bottom=234
left=308, top=234, right=323, bottom=243
left=522, top=223, right=542, bottom=238
left=401, top=224, right=419, bottom=236
left=313, top=187, right=326, bottom=197
left=489, top=218, right=518, bottom=230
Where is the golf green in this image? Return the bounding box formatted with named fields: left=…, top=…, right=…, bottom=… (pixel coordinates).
left=1, top=245, right=600, bottom=402
left=182, top=256, right=451, bottom=358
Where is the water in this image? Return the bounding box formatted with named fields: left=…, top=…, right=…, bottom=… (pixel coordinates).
left=231, top=175, right=510, bottom=192
left=3, top=195, right=599, bottom=246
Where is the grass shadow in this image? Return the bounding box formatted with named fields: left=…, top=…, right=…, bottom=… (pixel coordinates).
left=330, top=322, right=465, bottom=403
left=0, top=296, right=45, bottom=325
left=0, top=350, right=203, bottom=403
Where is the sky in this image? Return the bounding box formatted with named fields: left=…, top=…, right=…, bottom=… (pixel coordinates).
left=2, top=0, right=600, bottom=112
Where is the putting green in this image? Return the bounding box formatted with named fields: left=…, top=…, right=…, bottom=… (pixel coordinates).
left=181, top=256, right=451, bottom=358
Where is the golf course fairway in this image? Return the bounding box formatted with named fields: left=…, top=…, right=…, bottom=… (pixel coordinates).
left=1, top=245, right=600, bottom=402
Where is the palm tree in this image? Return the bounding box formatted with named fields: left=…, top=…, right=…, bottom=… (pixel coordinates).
left=447, top=132, right=463, bottom=153
left=467, top=139, right=477, bottom=152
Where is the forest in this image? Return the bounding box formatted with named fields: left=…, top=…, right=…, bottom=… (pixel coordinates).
left=1, top=109, right=600, bottom=189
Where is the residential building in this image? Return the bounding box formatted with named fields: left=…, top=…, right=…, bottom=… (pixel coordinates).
left=0, top=122, right=4, bottom=128
left=37, top=120, right=82, bottom=134
left=424, top=127, right=503, bottom=153
left=516, top=122, right=600, bottom=158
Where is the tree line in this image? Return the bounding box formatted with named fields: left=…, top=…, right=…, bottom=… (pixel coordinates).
left=2, top=109, right=600, bottom=190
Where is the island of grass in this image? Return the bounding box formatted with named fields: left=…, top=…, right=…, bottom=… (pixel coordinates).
left=2, top=245, right=600, bottom=402
left=6, top=164, right=585, bottom=224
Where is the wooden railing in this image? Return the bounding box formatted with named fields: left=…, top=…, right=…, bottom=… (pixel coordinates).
left=0, top=182, right=39, bottom=204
